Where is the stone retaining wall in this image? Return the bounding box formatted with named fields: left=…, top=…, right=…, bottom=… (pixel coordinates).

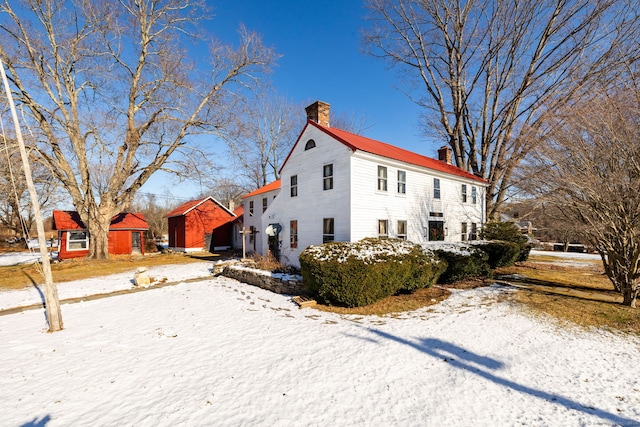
left=221, top=265, right=307, bottom=295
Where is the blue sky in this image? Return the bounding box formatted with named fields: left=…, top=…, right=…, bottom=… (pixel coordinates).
left=142, top=0, right=439, bottom=200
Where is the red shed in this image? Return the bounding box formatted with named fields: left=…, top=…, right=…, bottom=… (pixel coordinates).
left=52, top=210, right=149, bottom=261
left=165, top=197, right=237, bottom=252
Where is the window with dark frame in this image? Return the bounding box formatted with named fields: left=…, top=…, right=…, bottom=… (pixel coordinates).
left=434, top=178, right=441, bottom=199
left=290, top=220, right=298, bottom=248
left=397, top=220, right=407, bottom=240
left=462, top=184, right=468, bottom=203
left=378, top=219, right=388, bottom=238
left=290, top=175, right=298, bottom=197
left=323, top=218, right=334, bottom=243
left=377, top=166, right=388, bottom=191
left=323, top=164, right=333, bottom=190
left=397, top=170, right=406, bottom=194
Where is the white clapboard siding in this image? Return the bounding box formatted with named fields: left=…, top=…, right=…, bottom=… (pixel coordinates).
left=246, top=121, right=487, bottom=267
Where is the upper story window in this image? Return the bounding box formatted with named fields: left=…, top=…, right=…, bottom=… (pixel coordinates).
left=471, top=186, right=477, bottom=204
left=397, top=170, right=406, bottom=194
left=378, top=219, right=388, bottom=238
left=377, top=166, right=388, bottom=192
left=290, top=175, right=298, bottom=197
left=323, top=163, right=333, bottom=190
left=262, top=197, right=268, bottom=213
left=397, top=220, right=407, bottom=240
left=249, top=200, right=254, bottom=216
left=462, top=184, right=468, bottom=203
left=323, top=218, right=334, bottom=243
left=304, top=139, right=316, bottom=150
left=434, top=178, right=441, bottom=199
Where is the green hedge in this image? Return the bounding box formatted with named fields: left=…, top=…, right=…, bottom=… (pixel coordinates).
left=434, top=245, right=490, bottom=283
left=481, top=221, right=532, bottom=262
left=474, top=240, right=521, bottom=269
left=300, top=238, right=446, bottom=308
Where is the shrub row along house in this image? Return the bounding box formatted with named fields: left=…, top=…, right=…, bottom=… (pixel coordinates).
left=242, top=101, right=488, bottom=267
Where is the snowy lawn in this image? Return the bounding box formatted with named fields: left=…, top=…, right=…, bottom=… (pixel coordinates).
left=1, top=255, right=639, bottom=426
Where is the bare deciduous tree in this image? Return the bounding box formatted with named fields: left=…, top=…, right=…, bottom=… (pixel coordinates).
left=0, top=0, right=275, bottom=259
left=0, top=135, right=61, bottom=236
left=199, top=177, right=246, bottom=210
left=364, top=0, right=640, bottom=217
left=524, top=84, right=640, bottom=307
left=221, top=93, right=302, bottom=189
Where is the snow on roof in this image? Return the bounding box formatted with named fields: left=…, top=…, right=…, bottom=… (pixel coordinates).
left=280, top=120, right=487, bottom=184
left=240, top=180, right=282, bottom=199
left=52, top=210, right=149, bottom=231
left=164, top=196, right=235, bottom=218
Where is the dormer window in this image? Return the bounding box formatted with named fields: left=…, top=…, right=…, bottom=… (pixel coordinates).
left=304, top=139, right=316, bottom=150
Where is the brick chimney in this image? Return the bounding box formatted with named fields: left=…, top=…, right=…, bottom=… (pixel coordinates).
left=438, top=146, right=452, bottom=164
left=305, top=101, right=330, bottom=127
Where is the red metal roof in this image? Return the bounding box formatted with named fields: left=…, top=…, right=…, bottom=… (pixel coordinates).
left=52, top=210, right=149, bottom=231
left=164, top=196, right=235, bottom=218
left=281, top=120, right=487, bottom=184
left=240, top=180, right=282, bottom=199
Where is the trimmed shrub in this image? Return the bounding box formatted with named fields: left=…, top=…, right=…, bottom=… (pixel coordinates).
left=300, top=238, right=446, bottom=308
left=474, top=240, right=520, bottom=269
left=433, top=244, right=490, bottom=283
left=481, top=221, right=532, bottom=262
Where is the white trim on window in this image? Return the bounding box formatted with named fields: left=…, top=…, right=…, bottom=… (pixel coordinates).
left=67, top=230, right=89, bottom=251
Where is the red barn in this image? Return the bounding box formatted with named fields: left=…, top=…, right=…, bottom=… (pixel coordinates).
left=165, top=197, right=237, bottom=252
left=52, top=210, right=149, bottom=261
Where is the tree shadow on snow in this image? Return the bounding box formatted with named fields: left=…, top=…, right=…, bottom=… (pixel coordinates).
left=20, top=414, right=51, bottom=426
left=367, top=328, right=639, bottom=426
left=23, top=271, right=49, bottom=326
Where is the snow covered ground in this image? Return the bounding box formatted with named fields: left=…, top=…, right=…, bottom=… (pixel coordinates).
left=0, top=251, right=639, bottom=426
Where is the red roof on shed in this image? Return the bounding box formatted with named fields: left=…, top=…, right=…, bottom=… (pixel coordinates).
left=164, top=196, right=235, bottom=218
left=52, top=210, right=149, bottom=231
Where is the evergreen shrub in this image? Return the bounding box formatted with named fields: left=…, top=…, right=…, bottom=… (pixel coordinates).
left=299, top=238, right=446, bottom=308
left=474, top=240, right=521, bottom=268
left=481, top=221, right=532, bottom=261
left=434, top=244, right=490, bottom=283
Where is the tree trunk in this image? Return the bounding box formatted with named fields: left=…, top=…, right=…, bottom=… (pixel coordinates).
left=87, top=216, right=112, bottom=260
left=622, top=285, right=638, bottom=308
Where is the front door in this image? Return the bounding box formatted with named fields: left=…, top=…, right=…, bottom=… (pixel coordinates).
left=428, top=221, right=445, bottom=241
left=132, top=232, right=142, bottom=254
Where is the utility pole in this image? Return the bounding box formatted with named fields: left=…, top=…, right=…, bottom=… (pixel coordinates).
left=0, top=59, right=63, bottom=332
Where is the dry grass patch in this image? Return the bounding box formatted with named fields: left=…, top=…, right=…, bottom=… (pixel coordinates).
left=512, top=290, right=640, bottom=335
left=497, top=253, right=640, bottom=335
left=497, top=261, right=612, bottom=291
left=0, top=253, right=213, bottom=291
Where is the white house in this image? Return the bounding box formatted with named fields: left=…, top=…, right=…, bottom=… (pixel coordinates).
left=242, top=101, right=488, bottom=267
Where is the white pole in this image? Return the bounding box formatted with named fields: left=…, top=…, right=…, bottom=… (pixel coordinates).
left=0, top=59, right=63, bottom=331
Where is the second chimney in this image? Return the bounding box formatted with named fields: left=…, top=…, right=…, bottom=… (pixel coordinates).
left=305, top=101, right=330, bottom=127
left=438, top=146, right=453, bottom=165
